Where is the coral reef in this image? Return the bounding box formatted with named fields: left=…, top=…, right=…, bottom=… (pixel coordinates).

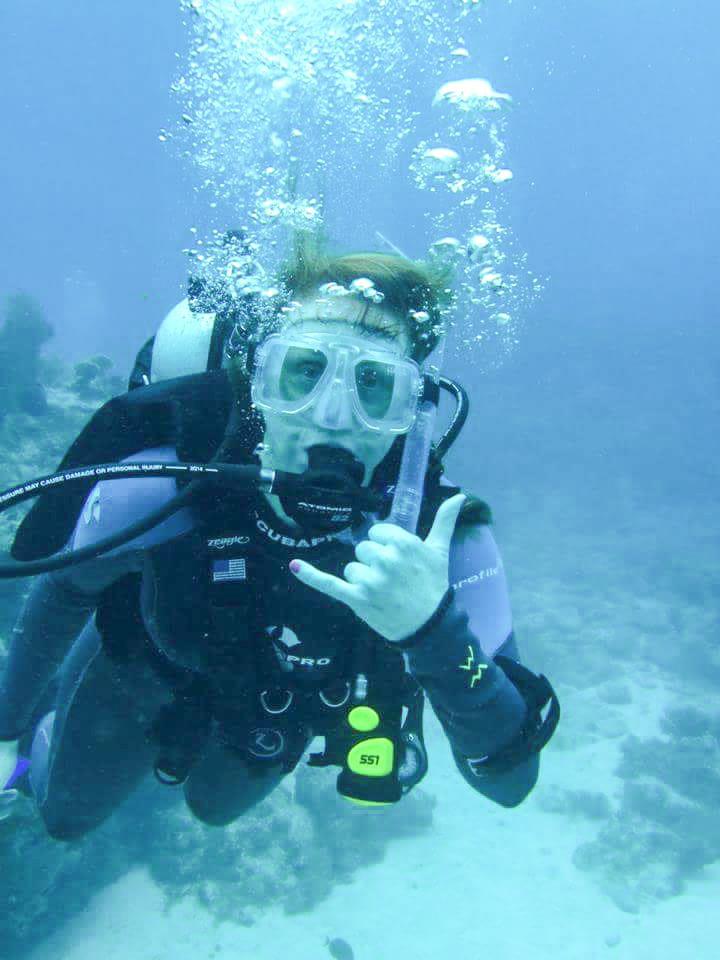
left=0, top=767, right=434, bottom=956
left=0, top=294, right=53, bottom=422
left=0, top=323, right=122, bottom=637
left=145, top=765, right=434, bottom=924
left=71, top=355, right=124, bottom=400
left=537, top=786, right=613, bottom=821
left=573, top=706, right=720, bottom=913
left=0, top=789, right=138, bottom=959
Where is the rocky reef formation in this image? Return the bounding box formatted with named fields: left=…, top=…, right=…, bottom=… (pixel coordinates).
left=539, top=703, right=720, bottom=914
left=0, top=294, right=54, bottom=423
left=571, top=705, right=720, bottom=913
left=145, top=765, right=434, bottom=925
left=0, top=296, right=122, bottom=637
left=0, top=760, right=434, bottom=957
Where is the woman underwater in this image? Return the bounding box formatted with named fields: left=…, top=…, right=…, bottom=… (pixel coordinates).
left=0, top=245, right=558, bottom=838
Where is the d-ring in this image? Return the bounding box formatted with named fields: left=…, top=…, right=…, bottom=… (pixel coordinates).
left=260, top=688, right=294, bottom=715
left=319, top=681, right=351, bottom=709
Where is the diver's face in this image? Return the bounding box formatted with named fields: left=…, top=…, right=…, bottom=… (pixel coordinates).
left=256, top=298, right=411, bottom=483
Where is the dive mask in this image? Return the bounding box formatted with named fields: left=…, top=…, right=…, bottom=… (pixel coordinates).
left=251, top=331, right=422, bottom=434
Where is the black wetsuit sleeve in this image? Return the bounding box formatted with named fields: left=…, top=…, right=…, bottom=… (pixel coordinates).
left=399, top=524, right=539, bottom=807
left=0, top=553, right=142, bottom=741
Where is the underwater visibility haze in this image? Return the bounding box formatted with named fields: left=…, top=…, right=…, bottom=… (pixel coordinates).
left=0, top=1, right=718, bottom=958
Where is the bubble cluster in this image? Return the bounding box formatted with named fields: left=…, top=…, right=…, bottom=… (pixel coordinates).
left=171, top=0, right=541, bottom=367
left=348, top=277, right=386, bottom=304
left=413, top=58, right=543, bottom=364
left=187, top=228, right=286, bottom=361
left=174, top=1, right=463, bottom=239
left=429, top=236, right=463, bottom=263
left=318, top=282, right=351, bottom=300
left=316, top=277, right=385, bottom=305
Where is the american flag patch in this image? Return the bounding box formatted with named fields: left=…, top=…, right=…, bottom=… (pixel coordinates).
left=212, top=558, right=247, bottom=583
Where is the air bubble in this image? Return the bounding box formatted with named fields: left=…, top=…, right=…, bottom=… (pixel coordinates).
left=432, top=78, right=512, bottom=112
left=480, top=270, right=503, bottom=288
left=421, top=147, right=460, bottom=177
left=467, top=234, right=491, bottom=261
left=319, top=282, right=350, bottom=298
left=349, top=277, right=375, bottom=295
left=429, top=237, right=462, bottom=261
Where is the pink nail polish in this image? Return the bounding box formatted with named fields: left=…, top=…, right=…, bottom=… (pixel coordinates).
left=289, top=560, right=301, bottom=574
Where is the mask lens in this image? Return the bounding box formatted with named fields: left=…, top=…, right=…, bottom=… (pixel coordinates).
left=355, top=359, right=395, bottom=420
left=278, top=346, right=328, bottom=402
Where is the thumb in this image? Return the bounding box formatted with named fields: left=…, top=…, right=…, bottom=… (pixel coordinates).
left=424, top=493, right=466, bottom=552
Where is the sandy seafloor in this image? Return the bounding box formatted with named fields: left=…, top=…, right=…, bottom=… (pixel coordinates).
left=22, top=700, right=719, bottom=960
left=13, top=490, right=719, bottom=960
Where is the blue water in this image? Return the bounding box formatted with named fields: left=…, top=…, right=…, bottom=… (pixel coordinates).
left=0, top=1, right=718, bottom=958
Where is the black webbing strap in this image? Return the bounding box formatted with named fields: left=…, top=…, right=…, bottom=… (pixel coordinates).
left=466, top=656, right=560, bottom=777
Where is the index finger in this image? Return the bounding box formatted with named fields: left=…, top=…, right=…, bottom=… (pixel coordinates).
left=289, top=558, right=360, bottom=607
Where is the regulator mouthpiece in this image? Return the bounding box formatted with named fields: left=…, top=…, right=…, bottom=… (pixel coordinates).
left=278, top=444, right=366, bottom=534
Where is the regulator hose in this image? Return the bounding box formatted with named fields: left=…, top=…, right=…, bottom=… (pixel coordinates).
left=0, top=461, right=381, bottom=580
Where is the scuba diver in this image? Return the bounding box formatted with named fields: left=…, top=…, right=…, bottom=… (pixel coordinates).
left=0, top=241, right=558, bottom=839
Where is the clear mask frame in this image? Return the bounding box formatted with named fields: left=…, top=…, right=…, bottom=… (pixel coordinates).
left=251, top=331, right=423, bottom=434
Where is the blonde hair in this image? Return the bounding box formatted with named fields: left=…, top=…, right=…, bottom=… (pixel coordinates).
left=277, top=233, right=453, bottom=361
